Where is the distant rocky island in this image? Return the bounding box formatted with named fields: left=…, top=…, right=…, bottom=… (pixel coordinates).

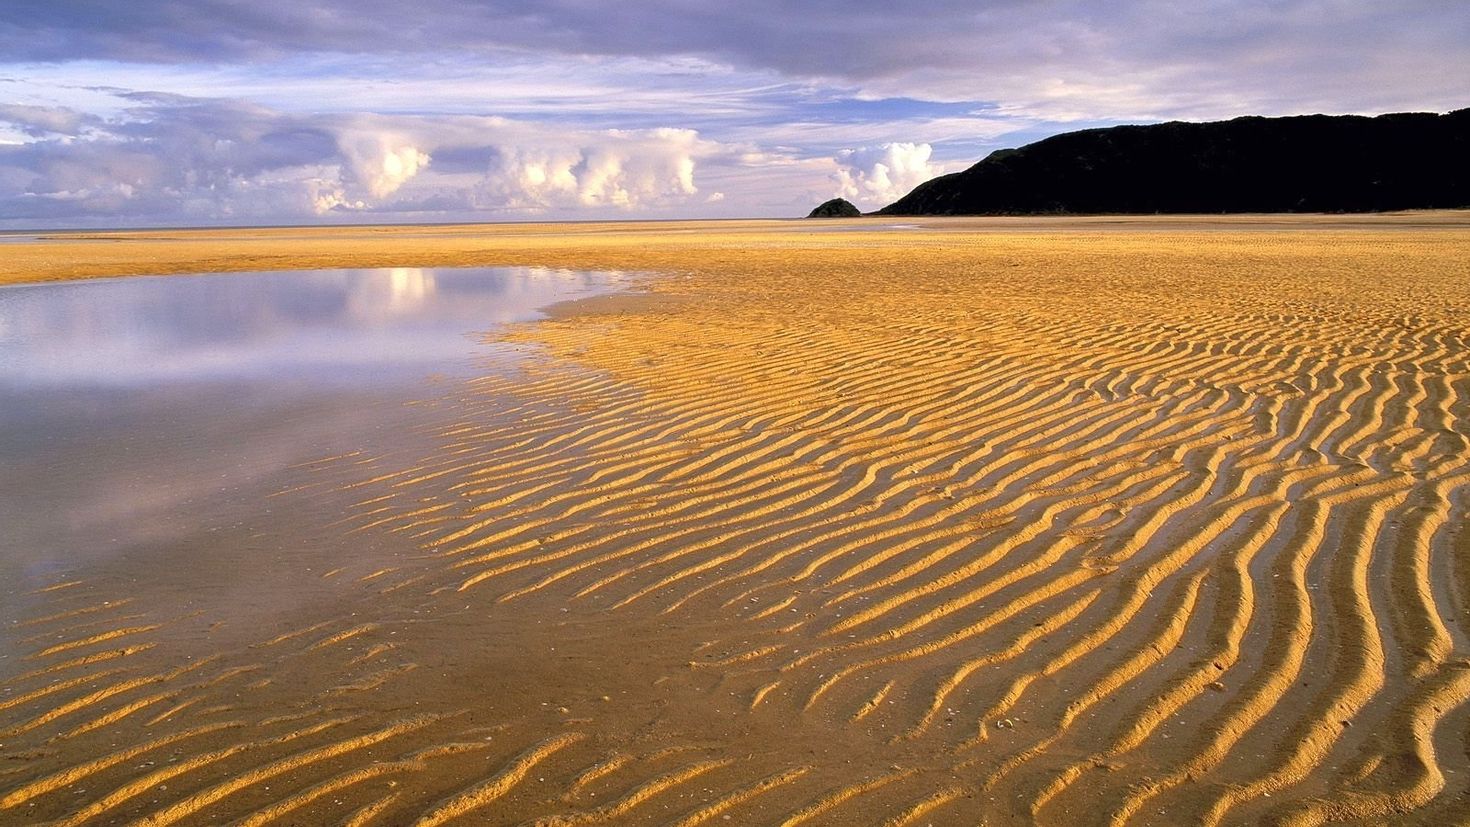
left=865, top=109, right=1468, bottom=216
left=808, top=198, right=861, bottom=217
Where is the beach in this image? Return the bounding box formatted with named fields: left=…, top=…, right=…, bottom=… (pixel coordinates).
left=3, top=213, right=1469, bottom=825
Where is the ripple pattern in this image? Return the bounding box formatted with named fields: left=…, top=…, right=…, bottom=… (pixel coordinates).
left=3, top=226, right=1469, bottom=825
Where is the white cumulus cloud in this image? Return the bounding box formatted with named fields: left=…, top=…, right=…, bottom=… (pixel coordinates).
left=833, top=142, right=941, bottom=205
left=0, top=94, right=722, bottom=226
left=486, top=127, right=702, bottom=211
left=338, top=130, right=432, bottom=200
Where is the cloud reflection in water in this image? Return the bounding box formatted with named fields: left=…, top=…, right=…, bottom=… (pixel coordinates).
left=0, top=265, right=630, bottom=607
left=0, top=265, right=628, bottom=388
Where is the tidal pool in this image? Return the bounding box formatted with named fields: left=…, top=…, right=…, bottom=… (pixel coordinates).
left=0, top=266, right=629, bottom=655
left=0, top=265, right=627, bottom=387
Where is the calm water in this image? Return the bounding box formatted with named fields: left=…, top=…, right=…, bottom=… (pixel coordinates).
left=0, top=266, right=628, bottom=636
left=0, top=266, right=628, bottom=387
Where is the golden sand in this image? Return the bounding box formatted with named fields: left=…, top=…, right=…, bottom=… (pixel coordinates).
left=3, top=214, right=1470, bottom=825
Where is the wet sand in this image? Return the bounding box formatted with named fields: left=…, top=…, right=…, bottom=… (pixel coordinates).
left=3, top=214, right=1470, bottom=825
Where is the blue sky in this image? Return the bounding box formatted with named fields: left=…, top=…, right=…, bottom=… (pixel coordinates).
left=0, top=1, right=1465, bottom=227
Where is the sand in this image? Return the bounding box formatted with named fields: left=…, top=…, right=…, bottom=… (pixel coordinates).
left=3, top=213, right=1470, bottom=825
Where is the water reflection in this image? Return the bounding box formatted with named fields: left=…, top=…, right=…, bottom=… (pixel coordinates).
left=0, top=265, right=628, bottom=613
left=0, top=266, right=628, bottom=387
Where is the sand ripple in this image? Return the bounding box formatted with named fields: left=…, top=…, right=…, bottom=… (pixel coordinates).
left=3, top=220, right=1469, bottom=824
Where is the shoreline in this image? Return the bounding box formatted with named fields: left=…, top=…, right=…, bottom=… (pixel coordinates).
left=3, top=211, right=1468, bottom=287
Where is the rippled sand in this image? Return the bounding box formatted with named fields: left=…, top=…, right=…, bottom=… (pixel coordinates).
left=4, top=214, right=1470, bottom=825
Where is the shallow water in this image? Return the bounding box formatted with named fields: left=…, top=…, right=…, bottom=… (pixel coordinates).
left=0, top=266, right=627, bottom=632
left=0, top=265, right=626, bottom=387
left=800, top=222, right=926, bottom=232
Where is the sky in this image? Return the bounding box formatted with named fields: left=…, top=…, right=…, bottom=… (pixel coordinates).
left=0, top=1, right=1465, bottom=228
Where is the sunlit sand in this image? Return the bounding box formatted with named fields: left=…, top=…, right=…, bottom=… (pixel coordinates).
left=3, top=213, right=1469, bottom=825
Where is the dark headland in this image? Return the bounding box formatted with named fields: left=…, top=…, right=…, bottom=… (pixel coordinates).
left=871, top=109, right=1469, bottom=216
left=808, top=197, right=862, bottom=217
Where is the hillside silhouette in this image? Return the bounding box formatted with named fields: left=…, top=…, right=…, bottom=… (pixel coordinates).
left=878, top=109, right=1470, bottom=215
left=808, top=197, right=861, bottom=217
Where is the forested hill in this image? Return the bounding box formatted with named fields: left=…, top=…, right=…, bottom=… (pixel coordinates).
left=877, top=109, right=1470, bottom=215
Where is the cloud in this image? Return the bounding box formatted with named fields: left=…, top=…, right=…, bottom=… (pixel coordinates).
left=0, top=2, right=1463, bottom=224
left=486, top=128, right=701, bottom=210
left=336, top=129, right=431, bottom=199
left=0, top=94, right=729, bottom=224
left=0, top=103, right=96, bottom=136
left=0, top=2, right=1464, bottom=121
left=0, top=95, right=721, bottom=225
left=833, top=143, right=944, bottom=205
